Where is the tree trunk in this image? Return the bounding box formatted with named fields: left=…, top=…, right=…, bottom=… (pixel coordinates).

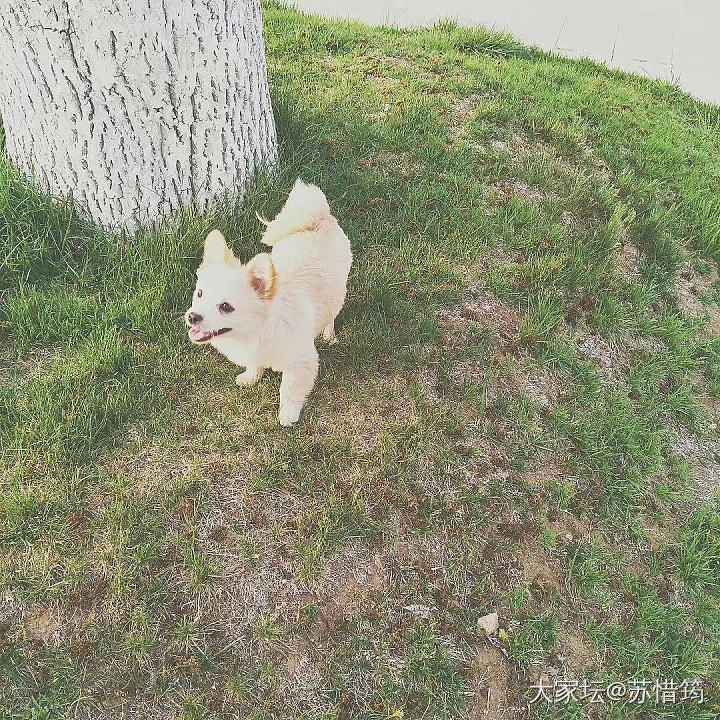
left=0, top=0, right=277, bottom=230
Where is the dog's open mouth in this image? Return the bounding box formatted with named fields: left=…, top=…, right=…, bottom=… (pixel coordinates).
left=188, top=327, right=231, bottom=344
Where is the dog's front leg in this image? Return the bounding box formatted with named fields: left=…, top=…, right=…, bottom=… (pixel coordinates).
left=278, top=350, right=319, bottom=427
left=236, top=366, right=265, bottom=386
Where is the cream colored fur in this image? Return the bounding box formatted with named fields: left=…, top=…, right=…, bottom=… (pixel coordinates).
left=185, top=179, right=352, bottom=426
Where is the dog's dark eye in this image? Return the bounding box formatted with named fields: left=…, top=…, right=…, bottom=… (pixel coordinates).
left=218, top=302, right=234, bottom=313
left=197, top=289, right=203, bottom=298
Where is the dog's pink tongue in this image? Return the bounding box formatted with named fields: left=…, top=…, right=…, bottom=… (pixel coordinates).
left=189, top=327, right=210, bottom=342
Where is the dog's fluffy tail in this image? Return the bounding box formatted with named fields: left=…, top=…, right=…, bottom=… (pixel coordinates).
left=259, top=179, right=331, bottom=247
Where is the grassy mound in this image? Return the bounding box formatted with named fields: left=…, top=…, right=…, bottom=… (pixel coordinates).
left=1, top=3, right=718, bottom=718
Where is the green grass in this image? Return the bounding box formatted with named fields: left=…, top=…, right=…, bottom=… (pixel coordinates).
left=1, top=2, right=720, bottom=718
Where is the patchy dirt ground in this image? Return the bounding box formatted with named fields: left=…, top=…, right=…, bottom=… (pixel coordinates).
left=2, top=7, right=719, bottom=719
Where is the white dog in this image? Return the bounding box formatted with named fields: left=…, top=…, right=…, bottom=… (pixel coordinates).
left=185, top=179, right=352, bottom=426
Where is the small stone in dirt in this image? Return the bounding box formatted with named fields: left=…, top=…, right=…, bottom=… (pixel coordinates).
left=477, top=611, right=499, bottom=635
left=403, top=604, right=432, bottom=619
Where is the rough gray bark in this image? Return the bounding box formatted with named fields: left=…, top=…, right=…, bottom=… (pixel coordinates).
left=0, top=0, right=277, bottom=230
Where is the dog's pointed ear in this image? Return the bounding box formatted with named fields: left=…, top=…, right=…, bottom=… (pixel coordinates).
left=247, top=253, right=276, bottom=300
left=203, top=230, right=233, bottom=264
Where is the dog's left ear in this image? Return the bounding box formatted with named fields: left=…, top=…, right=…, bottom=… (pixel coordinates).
left=247, top=253, right=276, bottom=300
left=203, top=229, right=233, bottom=264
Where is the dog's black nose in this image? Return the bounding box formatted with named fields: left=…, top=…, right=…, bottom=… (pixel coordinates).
left=187, top=311, right=202, bottom=325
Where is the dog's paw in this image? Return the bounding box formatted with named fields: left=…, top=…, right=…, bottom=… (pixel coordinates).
left=278, top=404, right=301, bottom=427
left=321, top=324, right=338, bottom=345
left=236, top=369, right=260, bottom=386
